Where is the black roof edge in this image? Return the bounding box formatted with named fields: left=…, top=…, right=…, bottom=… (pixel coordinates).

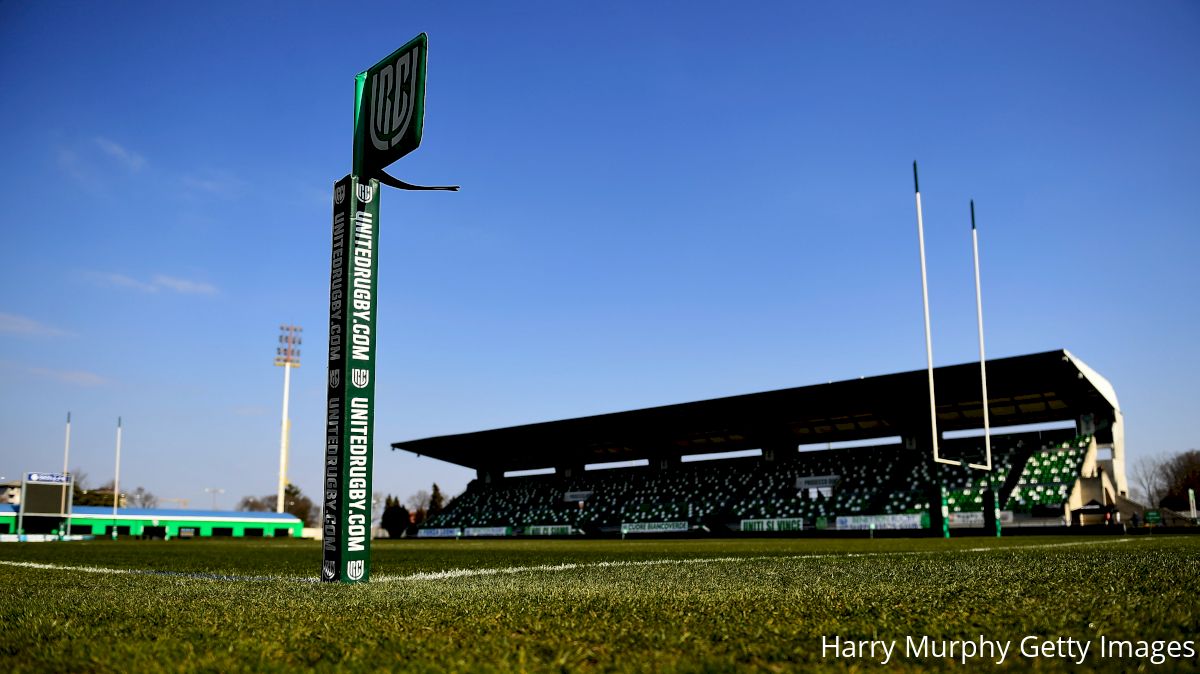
left=390, top=349, right=1115, bottom=471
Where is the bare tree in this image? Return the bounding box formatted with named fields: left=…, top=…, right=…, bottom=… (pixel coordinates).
left=372, top=491, right=385, bottom=527
left=1131, top=455, right=1166, bottom=507
left=1131, top=450, right=1200, bottom=511
left=406, top=489, right=430, bottom=512
left=406, top=489, right=431, bottom=526
left=1159, top=449, right=1200, bottom=512
left=127, top=486, right=158, bottom=508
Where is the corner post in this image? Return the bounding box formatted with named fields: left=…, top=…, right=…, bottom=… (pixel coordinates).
left=321, top=175, right=381, bottom=583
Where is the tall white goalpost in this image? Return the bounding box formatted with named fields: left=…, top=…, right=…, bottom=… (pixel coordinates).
left=912, top=164, right=993, bottom=470
left=969, top=199, right=992, bottom=472
left=912, top=163, right=998, bottom=537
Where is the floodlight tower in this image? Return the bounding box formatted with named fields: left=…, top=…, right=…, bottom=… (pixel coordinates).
left=275, top=325, right=302, bottom=514
left=112, top=416, right=123, bottom=537
left=204, top=486, right=225, bottom=510
left=60, top=412, right=72, bottom=535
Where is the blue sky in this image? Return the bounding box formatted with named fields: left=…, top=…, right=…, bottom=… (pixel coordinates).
left=1, top=2, right=1197, bottom=509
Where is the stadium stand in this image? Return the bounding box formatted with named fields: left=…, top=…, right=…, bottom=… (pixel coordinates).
left=424, top=429, right=1096, bottom=532
left=399, top=350, right=1129, bottom=534
left=879, top=429, right=1078, bottom=515
left=1006, top=433, right=1092, bottom=513
left=728, top=446, right=894, bottom=522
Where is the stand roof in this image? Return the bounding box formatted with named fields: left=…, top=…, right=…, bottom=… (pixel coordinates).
left=391, top=349, right=1119, bottom=473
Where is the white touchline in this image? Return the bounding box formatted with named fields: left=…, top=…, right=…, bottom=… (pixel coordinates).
left=0, top=537, right=1142, bottom=584
left=375, top=538, right=1138, bottom=583
left=0, top=560, right=133, bottom=575
left=0, top=560, right=307, bottom=583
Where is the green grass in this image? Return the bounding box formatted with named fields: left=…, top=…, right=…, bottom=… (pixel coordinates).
left=1, top=536, right=1198, bottom=672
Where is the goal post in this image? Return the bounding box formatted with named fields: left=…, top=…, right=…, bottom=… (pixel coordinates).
left=911, top=165, right=1001, bottom=537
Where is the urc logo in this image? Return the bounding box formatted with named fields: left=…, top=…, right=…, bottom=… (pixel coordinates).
left=369, top=44, right=420, bottom=153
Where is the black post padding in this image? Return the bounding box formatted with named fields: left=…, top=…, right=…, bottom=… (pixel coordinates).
left=926, top=476, right=945, bottom=534
left=983, top=488, right=997, bottom=531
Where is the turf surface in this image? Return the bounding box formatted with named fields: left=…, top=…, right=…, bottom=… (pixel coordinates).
left=2, top=535, right=1197, bottom=672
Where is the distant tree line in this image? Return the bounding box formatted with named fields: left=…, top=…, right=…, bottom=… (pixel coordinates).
left=230, top=482, right=452, bottom=534
left=58, top=470, right=455, bottom=534
left=237, top=483, right=316, bottom=526
left=69, top=469, right=157, bottom=508
left=1131, top=449, right=1200, bottom=511
left=380, top=483, right=445, bottom=538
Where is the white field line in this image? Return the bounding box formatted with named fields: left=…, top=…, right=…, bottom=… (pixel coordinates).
left=0, top=559, right=307, bottom=583
left=1, top=560, right=135, bottom=575
left=0, top=537, right=1144, bottom=585
left=376, top=537, right=1138, bottom=583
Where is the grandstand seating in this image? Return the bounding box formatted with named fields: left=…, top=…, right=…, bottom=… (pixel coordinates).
left=728, top=447, right=897, bottom=522
left=881, top=435, right=1023, bottom=515
left=425, top=476, right=570, bottom=528
left=1005, top=434, right=1091, bottom=513
left=423, top=430, right=1093, bottom=532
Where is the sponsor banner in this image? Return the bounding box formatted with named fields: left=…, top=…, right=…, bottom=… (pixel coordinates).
left=948, top=511, right=1014, bottom=527
left=0, top=534, right=95, bottom=543
left=416, top=528, right=461, bottom=538
left=526, top=525, right=573, bottom=536
left=836, top=513, right=930, bottom=530
left=563, top=491, right=593, bottom=502
left=463, top=526, right=512, bottom=537
left=25, top=472, right=69, bottom=484
left=741, top=518, right=805, bottom=532
left=620, top=521, right=688, bottom=534
left=796, top=475, right=839, bottom=490
left=321, top=175, right=381, bottom=584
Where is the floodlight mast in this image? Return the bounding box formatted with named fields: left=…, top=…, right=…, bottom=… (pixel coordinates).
left=112, top=417, right=122, bottom=537
left=275, top=325, right=302, bottom=514
left=60, top=412, right=71, bottom=535
left=204, top=487, right=226, bottom=510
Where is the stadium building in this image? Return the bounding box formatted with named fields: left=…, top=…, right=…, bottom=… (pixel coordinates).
left=2, top=472, right=305, bottom=542
left=393, top=350, right=1132, bottom=536
left=0, top=498, right=302, bottom=540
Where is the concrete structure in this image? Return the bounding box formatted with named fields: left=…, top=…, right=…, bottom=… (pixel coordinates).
left=0, top=504, right=302, bottom=539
